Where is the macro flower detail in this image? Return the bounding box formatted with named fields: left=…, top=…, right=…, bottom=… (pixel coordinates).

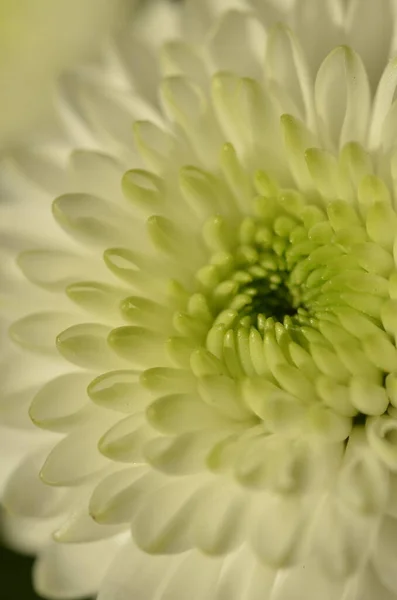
left=3, top=0, right=397, bottom=599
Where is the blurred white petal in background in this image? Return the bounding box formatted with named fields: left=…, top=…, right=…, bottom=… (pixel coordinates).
left=0, top=0, right=137, bottom=146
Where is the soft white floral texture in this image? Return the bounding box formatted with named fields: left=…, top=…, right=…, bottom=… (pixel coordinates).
left=3, top=0, right=397, bottom=599
left=0, top=0, right=136, bottom=147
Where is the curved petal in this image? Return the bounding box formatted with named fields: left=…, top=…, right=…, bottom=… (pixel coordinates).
left=89, top=466, right=163, bottom=525
left=373, top=516, right=397, bottom=594
left=131, top=476, right=207, bottom=554
left=346, top=0, right=394, bottom=88
left=209, top=10, right=264, bottom=79
left=369, top=58, right=397, bottom=149
left=315, top=46, right=371, bottom=149
left=40, top=419, right=115, bottom=486
left=98, top=543, right=180, bottom=600
left=30, top=372, right=93, bottom=432
left=3, top=450, right=69, bottom=518
left=9, top=312, right=80, bottom=355
left=34, top=538, right=124, bottom=600
left=265, top=24, right=315, bottom=128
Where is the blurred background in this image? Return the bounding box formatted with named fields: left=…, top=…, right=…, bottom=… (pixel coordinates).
left=1, top=546, right=39, bottom=600
left=0, top=0, right=140, bottom=148
left=0, top=0, right=182, bottom=598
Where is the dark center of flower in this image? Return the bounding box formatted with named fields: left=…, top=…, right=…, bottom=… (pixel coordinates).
left=198, top=209, right=310, bottom=339
left=238, top=276, right=297, bottom=324
left=166, top=174, right=397, bottom=432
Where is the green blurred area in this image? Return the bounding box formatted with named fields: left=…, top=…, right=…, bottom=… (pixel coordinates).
left=0, top=545, right=39, bottom=600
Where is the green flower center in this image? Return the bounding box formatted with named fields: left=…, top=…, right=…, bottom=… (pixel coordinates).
left=203, top=216, right=302, bottom=329
left=165, top=166, right=397, bottom=431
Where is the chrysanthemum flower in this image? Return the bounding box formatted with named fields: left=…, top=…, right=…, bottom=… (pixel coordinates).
left=3, top=0, right=397, bottom=598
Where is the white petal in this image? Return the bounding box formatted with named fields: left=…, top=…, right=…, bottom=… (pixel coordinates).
left=315, top=46, right=370, bottom=149
left=40, top=419, right=114, bottom=486
left=88, top=370, right=149, bottom=413
left=122, top=169, right=166, bottom=217
left=99, top=413, right=153, bottom=462
left=146, top=393, right=230, bottom=435
left=369, top=58, right=397, bottom=149
left=245, top=561, right=278, bottom=600
left=17, top=250, right=92, bottom=291
left=346, top=0, right=394, bottom=88
left=141, top=366, right=195, bottom=398
left=161, top=75, right=223, bottom=168
left=250, top=495, right=308, bottom=566
left=367, top=415, right=397, bottom=471
left=60, top=72, right=158, bottom=154
left=198, top=374, right=251, bottom=420
left=209, top=10, right=264, bottom=79
left=373, top=516, right=397, bottom=594
left=379, top=98, right=397, bottom=153
left=132, top=0, right=181, bottom=48
left=3, top=449, right=69, bottom=518
left=265, top=24, right=315, bottom=127
left=182, top=0, right=214, bottom=44
left=98, top=543, right=177, bottom=600
left=89, top=466, right=162, bottom=525
left=66, top=281, right=126, bottom=319
left=1, top=513, right=61, bottom=555
left=355, top=564, right=397, bottom=600
left=34, top=538, right=124, bottom=600
left=0, top=385, right=39, bottom=429
left=68, top=150, right=127, bottom=202
left=291, top=0, right=344, bottom=75
left=280, top=114, right=315, bottom=191
left=312, top=498, right=375, bottom=578
left=161, top=41, right=208, bottom=91
left=114, top=33, right=160, bottom=107
left=30, top=372, right=93, bottom=432
left=215, top=546, right=270, bottom=600
left=9, top=312, right=79, bottom=355
left=133, top=120, right=190, bottom=174
left=56, top=323, right=123, bottom=370
left=108, top=326, right=171, bottom=368
left=337, top=442, right=389, bottom=514
left=271, top=560, right=347, bottom=600
left=158, top=551, right=223, bottom=600
left=8, top=147, right=69, bottom=196
left=131, top=476, right=207, bottom=554
left=144, top=430, right=223, bottom=475
left=52, top=192, right=140, bottom=248
left=53, top=504, right=125, bottom=544
left=249, top=0, right=285, bottom=28
left=190, top=482, right=249, bottom=555
left=213, top=74, right=284, bottom=174
left=387, top=472, right=397, bottom=517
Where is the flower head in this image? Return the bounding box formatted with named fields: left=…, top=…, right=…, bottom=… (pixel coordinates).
left=3, top=0, right=397, bottom=598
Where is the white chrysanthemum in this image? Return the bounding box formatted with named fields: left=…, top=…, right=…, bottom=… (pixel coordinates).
left=3, top=0, right=397, bottom=598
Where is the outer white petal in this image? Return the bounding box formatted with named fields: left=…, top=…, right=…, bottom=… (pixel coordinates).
left=346, top=0, right=395, bottom=88
left=373, top=515, right=397, bottom=594
left=33, top=537, right=125, bottom=600
left=98, top=542, right=181, bottom=600
left=291, top=0, right=344, bottom=74
left=2, top=449, right=69, bottom=518
left=1, top=513, right=62, bottom=555
left=315, top=46, right=371, bottom=149
left=0, top=426, right=41, bottom=498
left=208, top=10, right=265, bottom=79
